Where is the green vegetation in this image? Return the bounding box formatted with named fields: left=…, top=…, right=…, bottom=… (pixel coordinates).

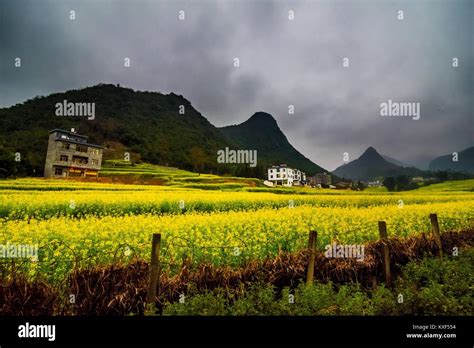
left=382, top=175, right=420, bottom=192
left=0, top=84, right=324, bottom=179
left=100, top=161, right=261, bottom=187
left=163, top=249, right=474, bottom=316
left=416, top=179, right=474, bottom=192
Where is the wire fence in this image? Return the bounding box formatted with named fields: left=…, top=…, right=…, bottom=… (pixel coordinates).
left=0, top=213, right=453, bottom=287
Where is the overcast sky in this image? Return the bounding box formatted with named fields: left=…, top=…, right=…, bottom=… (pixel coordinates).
left=1, top=0, right=472, bottom=170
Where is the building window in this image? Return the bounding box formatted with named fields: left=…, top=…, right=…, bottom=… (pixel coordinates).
left=91, top=159, right=99, bottom=166
left=60, top=155, right=68, bottom=162
left=54, top=168, right=63, bottom=176
left=62, top=143, right=70, bottom=150
left=90, top=148, right=100, bottom=155
left=76, top=145, right=88, bottom=153
left=72, top=156, right=88, bottom=165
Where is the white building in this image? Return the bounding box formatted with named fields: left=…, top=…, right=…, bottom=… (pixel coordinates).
left=367, top=180, right=382, bottom=187
left=267, top=164, right=306, bottom=186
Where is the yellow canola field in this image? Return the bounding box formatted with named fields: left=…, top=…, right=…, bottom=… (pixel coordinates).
left=2, top=201, right=473, bottom=281
left=2, top=188, right=474, bottom=220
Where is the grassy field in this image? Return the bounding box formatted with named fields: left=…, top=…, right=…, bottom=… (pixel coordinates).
left=415, top=179, right=474, bottom=192
left=100, top=160, right=261, bottom=188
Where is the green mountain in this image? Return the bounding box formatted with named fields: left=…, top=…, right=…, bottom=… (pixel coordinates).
left=0, top=84, right=235, bottom=176
left=332, top=146, right=426, bottom=181
left=429, top=146, right=474, bottom=174
left=0, top=84, right=327, bottom=178
left=220, top=112, right=328, bottom=175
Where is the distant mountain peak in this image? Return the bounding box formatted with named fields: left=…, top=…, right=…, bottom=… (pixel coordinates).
left=245, top=112, right=278, bottom=127
left=332, top=146, right=426, bottom=181
left=362, top=146, right=378, bottom=155
left=220, top=112, right=328, bottom=175
left=250, top=111, right=274, bottom=119
left=358, top=146, right=385, bottom=162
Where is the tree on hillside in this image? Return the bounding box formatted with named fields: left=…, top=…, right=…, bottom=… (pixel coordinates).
left=0, top=146, right=19, bottom=178
left=383, top=177, right=396, bottom=191
left=395, top=175, right=410, bottom=191
left=357, top=180, right=366, bottom=191
left=433, top=170, right=449, bottom=181
left=189, top=147, right=207, bottom=174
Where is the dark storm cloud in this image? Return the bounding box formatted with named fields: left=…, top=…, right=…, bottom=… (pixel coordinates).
left=1, top=0, right=472, bottom=170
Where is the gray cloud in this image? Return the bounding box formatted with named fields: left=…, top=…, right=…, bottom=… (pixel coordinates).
left=1, top=0, right=472, bottom=170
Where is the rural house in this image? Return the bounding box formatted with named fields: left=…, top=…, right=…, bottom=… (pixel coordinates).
left=267, top=164, right=306, bottom=186
left=44, top=129, right=104, bottom=178
left=308, top=172, right=332, bottom=187
left=367, top=180, right=383, bottom=187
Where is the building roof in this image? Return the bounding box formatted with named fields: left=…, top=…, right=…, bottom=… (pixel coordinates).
left=53, top=138, right=103, bottom=149
left=49, top=129, right=88, bottom=139
left=50, top=129, right=104, bottom=149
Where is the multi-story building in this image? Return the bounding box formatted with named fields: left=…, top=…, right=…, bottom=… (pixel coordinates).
left=267, top=164, right=306, bottom=186
left=44, top=129, right=104, bottom=178
left=293, top=168, right=306, bottom=185
left=308, top=172, right=332, bottom=187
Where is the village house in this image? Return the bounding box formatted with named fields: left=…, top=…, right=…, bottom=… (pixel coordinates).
left=367, top=180, right=383, bottom=187
left=308, top=172, right=332, bottom=187
left=267, top=164, right=306, bottom=186
left=44, top=129, right=104, bottom=178
left=335, top=181, right=353, bottom=189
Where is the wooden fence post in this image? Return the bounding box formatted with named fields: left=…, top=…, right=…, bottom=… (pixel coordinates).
left=146, top=233, right=161, bottom=305
left=429, top=213, right=443, bottom=257
left=306, top=231, right=317, bottom=286
left=378, top=221, right=392, bottom=287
